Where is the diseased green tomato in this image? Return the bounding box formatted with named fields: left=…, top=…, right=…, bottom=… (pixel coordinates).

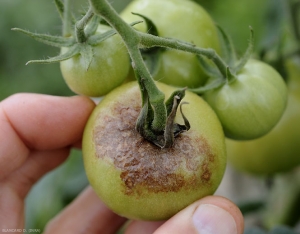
left=60, top=25, right=130, bottom=97
left=82, top=82, right=226, bottom=220
left=204, top=59, right=288, bottom=140
left=120, top=0, right=220, bottom=88
left=227, top=58, right=300, bottom=175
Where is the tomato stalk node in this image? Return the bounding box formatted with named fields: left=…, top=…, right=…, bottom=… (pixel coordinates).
left=75, top=7, right=94, bottom=43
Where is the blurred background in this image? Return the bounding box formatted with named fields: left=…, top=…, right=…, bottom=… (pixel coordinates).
left=0, top=0, right=299, bottom=232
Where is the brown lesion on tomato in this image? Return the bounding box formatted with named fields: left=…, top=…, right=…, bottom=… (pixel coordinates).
left=93, top=93, right=215, bottom=196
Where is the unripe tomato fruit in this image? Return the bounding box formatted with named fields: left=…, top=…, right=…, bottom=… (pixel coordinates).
left=226, top=58, right=300, bottom=175
left=204, top=59, right=288, bottom=140
left=60, top=25, right=130, bottom=97
left=120, top=0, right=220, bottom=88
left=82, top=82, right=227, bottom=220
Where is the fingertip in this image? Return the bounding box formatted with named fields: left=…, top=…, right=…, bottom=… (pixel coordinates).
left=154, top=196, right=244, bottom=234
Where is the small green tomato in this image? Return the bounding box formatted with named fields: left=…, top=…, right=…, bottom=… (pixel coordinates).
left=120, top=0, right=220, bottom=88
left=60, top=25, right=130, bottom=97
left=204, top=59, right=288, bottom=140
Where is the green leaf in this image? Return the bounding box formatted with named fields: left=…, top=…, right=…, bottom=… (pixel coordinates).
left=244, top=227, right=267, bottom=234
left=237, top=199, right=265, bottom=215
left=270, top=226, right=299, bottom=234
left=12, top=28, right=75, bottom=47
left=26, top=45, right=80, bottom=65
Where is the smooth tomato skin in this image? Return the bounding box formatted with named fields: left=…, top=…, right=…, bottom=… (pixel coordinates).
left=226, top=58, right=300, bottom=175
left=203, top=59, right=288, bottom=140
left=120, top=0, right=220, bottom=88
left=60, top=25, right=130, bottom=97
left=82, top=82, right=226, bottom=220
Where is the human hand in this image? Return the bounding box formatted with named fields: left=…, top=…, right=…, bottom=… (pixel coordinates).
left=0, top=93, right=244, bottom=234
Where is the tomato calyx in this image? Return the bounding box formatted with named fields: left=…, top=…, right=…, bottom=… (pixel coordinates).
left=12, top=3, right=139, bottom=71
left=190, top=26, right=255, bottom=95
left=136, top=79, right=190, bottom=148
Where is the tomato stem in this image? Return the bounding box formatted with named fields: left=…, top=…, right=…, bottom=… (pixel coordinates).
left=88, top=0, right=167, bottom=133
left=88, top=0, right=235, bottom=147
left=139, top=33, right=228, bottom=78
left=62, top=0, right=72, bottom=37
left=75, top=7, right=94, bottom=43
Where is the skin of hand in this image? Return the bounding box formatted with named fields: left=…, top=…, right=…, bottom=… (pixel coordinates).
left=0, top=93, right=244, bottom=234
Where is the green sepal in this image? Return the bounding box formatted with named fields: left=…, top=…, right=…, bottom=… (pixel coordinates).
left=217, top=25, right=237, bottom=67
left=226, top=66, right=237, bottom=83
left=234, top=27, right=254, bottom=73
left=87, top=21, right=142, bottom=45
left=165, top=89, right=186, bottom=116
left=163, top=94, right=190, bottom=148
left=171, top=101, right=190, bottom=138
left=197, top=55, right=223, bottom=79
left=12, top=28, right=75, bottom=47
left=135, top=90, right=158, bottom=143
left=78, top=44, right=94, bottom=71
left=131, top=12, right=159, bottom=36
left=135, top=77, right=190, bottom=148
left=189, top=77, right=225, bottom=95
left=87, top=26, right=117, bottom=45
left=25, top=44, right=80, bottom=65
left=193, top=54, right=228, bottom=94
left=85, top=15, right=102, bottom=38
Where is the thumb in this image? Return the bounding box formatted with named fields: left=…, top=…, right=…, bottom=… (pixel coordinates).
left=154, top=196, right=244, bottom=234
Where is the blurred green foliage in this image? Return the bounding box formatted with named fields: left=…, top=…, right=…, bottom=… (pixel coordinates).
left=0, top=0, right=131, bottom=100
left=0, top=0, right=72, bottom=100
left=1, top=0, right=298, bottom=232
left=0, top=0, right=131, bottom=230
left=194, top=0, right=269, bottom=53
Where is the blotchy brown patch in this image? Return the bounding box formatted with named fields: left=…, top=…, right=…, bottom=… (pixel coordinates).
left=93, top=94, right=215, bottom=196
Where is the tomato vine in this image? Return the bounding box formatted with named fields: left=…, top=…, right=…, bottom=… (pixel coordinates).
left=13, top=0, right=287, bottom=147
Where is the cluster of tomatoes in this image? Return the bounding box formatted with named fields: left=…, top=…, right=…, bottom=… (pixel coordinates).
left=20, top=0, right=300, bottom=221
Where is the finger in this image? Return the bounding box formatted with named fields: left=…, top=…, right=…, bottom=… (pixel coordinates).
left=5, top=148, right=70, bottom=199
left=0, top=148, right=70, bottom=228
left=0, top=94, right=95, bottom=179
left=154, top=196, right=244, bottom=234
left=44, top=187, right=127, bottom=234
left=124, top=220, right=165, bottom=234
left=1, top=93, right=95, bottom=150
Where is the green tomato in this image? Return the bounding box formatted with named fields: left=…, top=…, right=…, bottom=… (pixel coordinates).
left=120, top=0, right=220, bottom=88
left=60, top=25, right=130, bottom=97
left=82, top=81, right=226, bottom=220
left=203, top=59, right=288, bottom=140
left=226, top=58, right=300, bottom=175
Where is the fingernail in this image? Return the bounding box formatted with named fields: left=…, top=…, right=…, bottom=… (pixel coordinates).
left=192, top=204, right=238, bottom=234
